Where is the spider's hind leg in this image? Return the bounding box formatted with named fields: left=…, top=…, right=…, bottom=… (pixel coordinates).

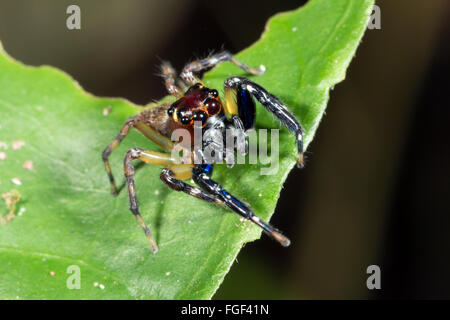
left=102, top=118, right=136, bottom=195
left=192, top=164, right=291, bottom=247
left=102, top=105, right=176, bottom=196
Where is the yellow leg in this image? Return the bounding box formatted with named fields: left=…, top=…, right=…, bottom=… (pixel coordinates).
left=123, top=149, right=221, bottom=253
left=134, top=122, right=174, bottom=151
left=124, top=148, right=180, bottom=253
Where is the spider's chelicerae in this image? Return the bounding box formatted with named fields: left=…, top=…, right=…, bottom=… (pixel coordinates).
left=102, top=51, right=305, bottom=253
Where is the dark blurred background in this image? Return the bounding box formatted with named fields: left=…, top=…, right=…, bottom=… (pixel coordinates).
left=0, top=0, right=448, bottom=299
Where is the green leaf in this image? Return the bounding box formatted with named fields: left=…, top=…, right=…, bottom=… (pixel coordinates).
left=0, top=0, right=373, bottom=299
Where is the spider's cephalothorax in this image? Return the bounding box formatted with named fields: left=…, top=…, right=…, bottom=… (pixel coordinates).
left=167, top=83, right=224, bottom=128
left=102, top=51, right=305, bottom=253
left=166, top=81, right=256, bottom=163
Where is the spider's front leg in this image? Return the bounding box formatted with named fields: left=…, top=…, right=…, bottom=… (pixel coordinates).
left=224, top=77, right=305, bottom=167
left=180, top=51, right=265, bottom=85
left=192, top=164, right=291, bottom=247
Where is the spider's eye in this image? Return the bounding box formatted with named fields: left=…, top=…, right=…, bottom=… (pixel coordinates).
left=177, top=109, right=192, bottom=125
left=204, top=98, right=221, bottom=116
left=180, top=116, right=192, bottom=125
left=193, top=110, right=208, bottom=123
left=209, top=89, right=219, bottom=98
left=168, top=100, right=181, bottom=117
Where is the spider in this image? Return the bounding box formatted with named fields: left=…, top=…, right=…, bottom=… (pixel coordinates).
left=102, top=51, right=305, bottom=253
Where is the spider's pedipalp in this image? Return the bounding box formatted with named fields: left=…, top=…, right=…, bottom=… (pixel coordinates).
left=160, top=61, right=183, bottom=98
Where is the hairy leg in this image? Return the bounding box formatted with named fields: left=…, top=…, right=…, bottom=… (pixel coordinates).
left=160, top=61, right=183, bottom=97
left=102, top=118, right=136, bottom=195
left=180, top=51, right=265, bottom=85
left=102, top=105, right=177, bottom=195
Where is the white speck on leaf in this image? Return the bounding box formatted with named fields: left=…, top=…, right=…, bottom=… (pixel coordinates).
left=23, top=160, right=33, bottom=171
left=103, top=106, right=112, bottom=116
left=12, top=140, right=25, bottom=150
left=0, top=152, right=6, bottom=160
left=18, top=207, right=26, bottom=216
left=11, top=178, right=21, bottom=185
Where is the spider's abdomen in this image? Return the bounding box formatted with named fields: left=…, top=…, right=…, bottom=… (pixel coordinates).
left=135, top=102, right=174, bottom=138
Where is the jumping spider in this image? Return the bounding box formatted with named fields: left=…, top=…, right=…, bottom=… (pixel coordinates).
left=102, top=51, right=304, bottom=253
